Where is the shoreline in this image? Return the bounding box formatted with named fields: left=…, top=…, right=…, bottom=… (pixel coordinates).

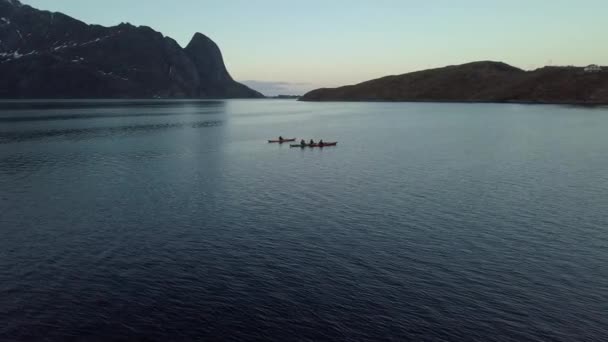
left=0, top=98, right=606, bottom=107
left=298, top=98, right=608, bottom=106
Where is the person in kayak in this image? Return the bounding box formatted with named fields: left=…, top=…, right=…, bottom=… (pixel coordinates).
left=318, top=139, right=324, bottom=147
left=300, top=139, right=306, bottom=146
left=279, top=136, right=284, bottom=142
left=309, top=139, right=315, bottom=145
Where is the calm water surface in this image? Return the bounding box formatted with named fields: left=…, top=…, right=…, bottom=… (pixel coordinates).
left=1, top=100, right=607, bottom=341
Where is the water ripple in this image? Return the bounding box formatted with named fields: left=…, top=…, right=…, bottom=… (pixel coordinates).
left=1, top=100, right=608, bottom=341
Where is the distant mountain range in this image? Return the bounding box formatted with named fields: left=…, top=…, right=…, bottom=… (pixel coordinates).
left=300, top=61, right=608, bottom=104
left=0, top=0, right=263, bottom=98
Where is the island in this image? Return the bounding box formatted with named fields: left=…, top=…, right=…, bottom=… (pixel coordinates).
left=300, top=61, right=608, bottom=105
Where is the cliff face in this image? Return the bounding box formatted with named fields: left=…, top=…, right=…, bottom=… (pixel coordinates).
left=184, top=33, right=261, bottom=98
left=300, top=61, right=608, bottom=104
left=0, top=0, right=263, bottom=98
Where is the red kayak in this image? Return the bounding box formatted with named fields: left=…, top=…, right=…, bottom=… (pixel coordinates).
left=290, top=142, right=338, bottom=148
left=268, top=138, right=296, bottom=143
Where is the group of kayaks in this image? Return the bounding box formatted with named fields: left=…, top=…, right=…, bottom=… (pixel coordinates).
left=268, top=137, right=338, bottom=148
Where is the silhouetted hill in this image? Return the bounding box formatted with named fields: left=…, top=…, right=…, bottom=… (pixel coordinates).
left=300, top=61, right=608, bottom=104
left=0, top=0, right=263, bottom=98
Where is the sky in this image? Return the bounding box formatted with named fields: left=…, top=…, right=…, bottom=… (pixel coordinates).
left=21, top=0, right=608, bottom=95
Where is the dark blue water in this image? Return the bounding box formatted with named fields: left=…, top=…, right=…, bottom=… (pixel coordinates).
left=1, top=99, right=607, bottom=341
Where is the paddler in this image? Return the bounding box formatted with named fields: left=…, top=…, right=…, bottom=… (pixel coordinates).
left=300, top=139, right=306, bottom=146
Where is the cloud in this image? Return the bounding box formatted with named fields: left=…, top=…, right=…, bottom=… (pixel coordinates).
left=239, top=80, right=316, bottom=97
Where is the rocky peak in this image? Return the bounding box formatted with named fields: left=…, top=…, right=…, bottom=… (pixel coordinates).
left=185, top=32, right=232, bottom=83
left=0, top=0, right=20, bottom=15
left=0, top=0, right=21, bottom=13
left=1, top=0, right=22, bottom=7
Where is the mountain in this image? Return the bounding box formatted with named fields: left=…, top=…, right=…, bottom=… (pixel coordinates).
left=300, top=61, right=608, bottom=104
left=0, top=0, right=263, bottom=98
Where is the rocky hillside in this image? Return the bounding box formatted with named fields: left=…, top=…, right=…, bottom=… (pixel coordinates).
left=300, top=61, right=608, bottom=104
left=0, top=0, right=263, bottom=98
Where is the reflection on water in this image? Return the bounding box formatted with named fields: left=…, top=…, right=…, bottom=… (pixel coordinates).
left=0, top=100, right=226, bottom=123
left=0, top=111, right=224, bottom=123
left=0, top=99, right=226, bottom=111
left=0, top=100, right=227, bottom=144
left=0, top=120, right=223, bottom=144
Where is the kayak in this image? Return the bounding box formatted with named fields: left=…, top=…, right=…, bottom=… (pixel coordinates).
left=268, top=138, right=296, bottom=143
left=290, top=142, right=338, bottom=148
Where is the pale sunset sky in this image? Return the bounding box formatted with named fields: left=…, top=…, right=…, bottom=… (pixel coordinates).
left=22, top=0, right=608, bottom=95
